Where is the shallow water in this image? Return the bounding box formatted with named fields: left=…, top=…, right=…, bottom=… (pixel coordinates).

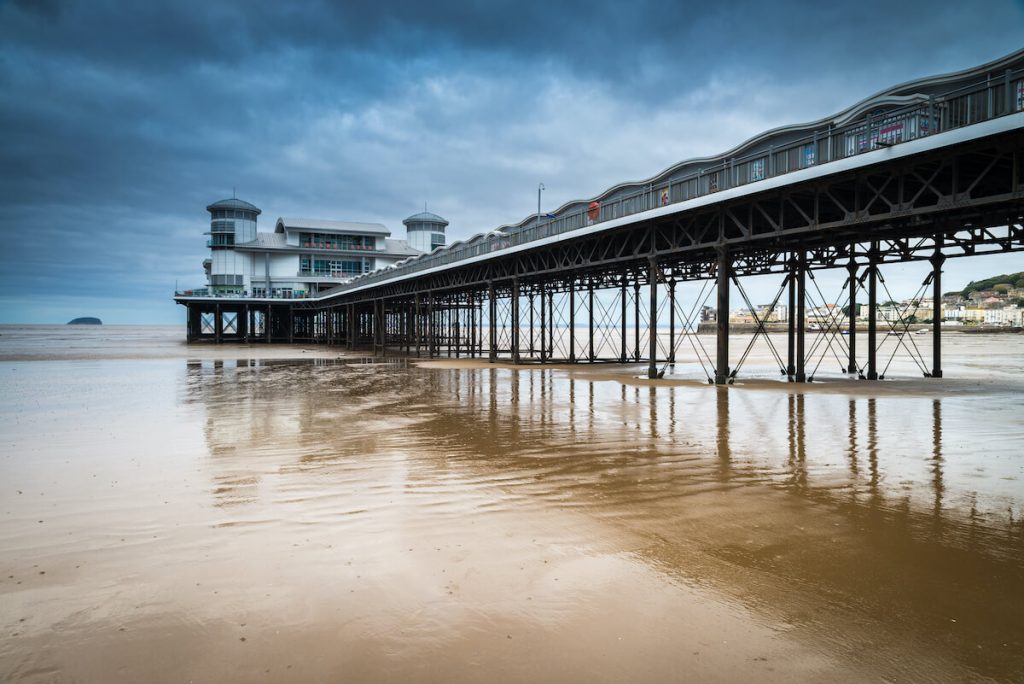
left=1, top=326, right=1022, bottom=682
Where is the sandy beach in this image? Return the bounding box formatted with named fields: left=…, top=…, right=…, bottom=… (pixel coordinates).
left=1, top=325, right=1022, bottom=682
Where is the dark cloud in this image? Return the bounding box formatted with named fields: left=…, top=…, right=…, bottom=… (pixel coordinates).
left=0, top=0, right=1022, bottom=323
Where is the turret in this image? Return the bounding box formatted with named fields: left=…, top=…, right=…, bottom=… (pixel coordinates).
left=402, top=211, right=448, bottom=253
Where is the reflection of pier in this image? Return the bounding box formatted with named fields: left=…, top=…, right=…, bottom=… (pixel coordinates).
left=177, top=52, right=1024, bottom=384
left=184, top=358, right=1024, bottom=677
left=185, top=359, right=1021, bottom=555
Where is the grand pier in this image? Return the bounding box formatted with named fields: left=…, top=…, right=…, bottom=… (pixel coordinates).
left=177, top=50, right=1024, bottom=383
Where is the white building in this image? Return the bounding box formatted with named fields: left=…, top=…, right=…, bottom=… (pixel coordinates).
left=195, top=198, right=446, bottom=298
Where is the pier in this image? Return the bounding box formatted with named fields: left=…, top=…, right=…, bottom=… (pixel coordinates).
left=177, top=53, right=1024, bottom=383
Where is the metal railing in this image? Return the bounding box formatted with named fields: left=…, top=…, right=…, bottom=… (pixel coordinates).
left=335, top=67, right=1023, bottom=294
left=175, top=289, right=315, bottom=300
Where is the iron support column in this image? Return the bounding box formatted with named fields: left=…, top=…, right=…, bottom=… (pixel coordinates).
left=413, top=294, right=421, bottom=357
left=847, top=249, right=858, bottom=374
left=648, top=257, right=659, bottom=379
left=796, top=254, right=807, bottom=383
left=569, top=285, right=576, bottom=363
left=931, top=236, right=945, bottom=378
left=620, top=277, right=627, bottom=363
left=511, top=278, right=521, bottom=364
left=539, top=285, right=546, bottom=363
left=215, top=303, right=223, bottom=343
left=548, top=290, right=554, bottom=360
left=528, top=294, right=535, bottom=357
left=588, top=281, right=595, bottom=362
left=488, top=282, right=496, bottom=362
left=668, top=279, right=676, bottom=364
left=469, top=293, right=476, bottom=359
left=454, top=299, right=461, bottom=358
left=633, top=282, right=641, bottom=362
left=715, top=248, right=730, bottom=385
left=786, top=264, right=796, bottom=379
left=867, top=245, right=879, bottom=380
left=428, top=293, right=435, bottom=359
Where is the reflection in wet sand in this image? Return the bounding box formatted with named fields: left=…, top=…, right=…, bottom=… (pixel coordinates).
left=1, top=344, right=1023, bottom=681
left=181, top=358, right=1024, bottom=677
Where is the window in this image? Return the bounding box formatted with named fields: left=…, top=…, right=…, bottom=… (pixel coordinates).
left=803, top=144, right=816, bottom=167
left=431, top=233, right=446, bottom=250
left=749, top=158, right=765, bottom=182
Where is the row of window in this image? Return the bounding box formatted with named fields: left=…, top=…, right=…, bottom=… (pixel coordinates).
left=299, top=232, right=375, bottom=250
left=211, top=209, right=257, bottom=220
left=209, top=235, right=234, bottom=247
left=299, top=256, right=372, bottom=276
left=252, top=287, right=304, bottom=298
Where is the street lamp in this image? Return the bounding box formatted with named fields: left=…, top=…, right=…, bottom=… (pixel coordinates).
left=537, top=182, right=545, bottom=228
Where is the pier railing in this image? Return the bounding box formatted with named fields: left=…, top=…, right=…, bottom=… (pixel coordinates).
left=335, top=67, right=1023, bottom=293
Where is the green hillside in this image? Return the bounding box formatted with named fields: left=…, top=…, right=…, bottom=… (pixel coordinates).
left=945, top=272, right=1024, bottom=297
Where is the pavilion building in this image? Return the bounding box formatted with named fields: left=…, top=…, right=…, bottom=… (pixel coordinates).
left=191, top=198, right=445, bottom=298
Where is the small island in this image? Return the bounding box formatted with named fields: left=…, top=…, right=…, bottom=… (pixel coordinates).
left=67, top=317, right=102, bottom=325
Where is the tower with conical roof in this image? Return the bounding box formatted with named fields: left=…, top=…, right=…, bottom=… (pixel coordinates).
left=402, top=210, right=448, bottom=253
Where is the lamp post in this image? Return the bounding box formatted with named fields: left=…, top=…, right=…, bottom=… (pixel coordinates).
left=537, top=182, right=545, bottom=230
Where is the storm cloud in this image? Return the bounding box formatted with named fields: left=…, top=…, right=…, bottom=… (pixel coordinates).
left=1, top=0, right=1022, bottom=323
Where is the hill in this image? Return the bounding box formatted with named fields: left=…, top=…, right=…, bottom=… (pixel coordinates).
left=944, top=272, right=1024, bottom=297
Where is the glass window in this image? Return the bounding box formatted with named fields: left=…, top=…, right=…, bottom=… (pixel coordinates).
left=749, top=158, right=765, bottom=182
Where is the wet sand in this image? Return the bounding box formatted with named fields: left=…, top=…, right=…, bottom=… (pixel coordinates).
left=1, top=326, right=1022, bottom=682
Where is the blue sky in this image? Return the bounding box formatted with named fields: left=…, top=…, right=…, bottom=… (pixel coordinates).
left=0, top=0, right=1022, bottom=324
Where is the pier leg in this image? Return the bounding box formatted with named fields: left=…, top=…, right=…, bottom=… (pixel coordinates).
left=529, top=293, right=535, bottom=358
left=588, top=281, right=595, bottom=362
left=796, top=254, right=807, bottom=383
left=469, top=293, right=476, bottom=359
left=569, top=285, right=576, bottom=363
left=540, top=285, right=547, bottom=363
left=847, top=250, right=858, bottom=374
left=715, top=248, right=730, bottom=385
left=511, top=278, right=521, bottom=364
left=867, top=245, right=878, bottom=380
left=455, top=299, right=461, bottom=359
left=620, top=277, right=628, bottom=363
left=633, top=282, right=641, bottom=362
left=376, top=299, right=384, bottom=356
left=786, top=264, right=796, bottom=379
left=414, top=294, right=421, bottom=357
left=931, top=235, right=945, bottom=378
left=428, top=293, right=436, bottom=359
left=186, top=304, right=197, bottom=342
left=215, top=303, right=223, bottom=344
left=267, top=305, right=273, bottom=344
left=548, top=290, right=554, bottom=361
left=488, top=283, right=496, bottom=362
left=668, top=279, right=676, bottom=364
left=648, top=257, right=659, bottom=379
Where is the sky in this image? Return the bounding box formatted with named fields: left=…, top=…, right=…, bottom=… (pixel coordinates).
left=0, top=0, right=1022, bottom=324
